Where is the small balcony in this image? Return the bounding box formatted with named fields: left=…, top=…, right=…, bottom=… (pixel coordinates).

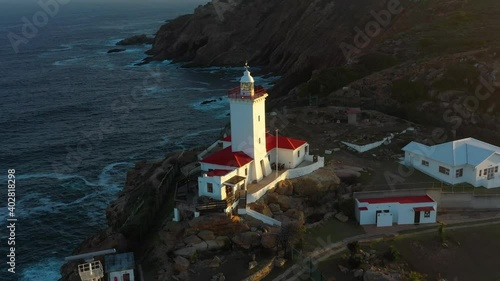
left=227, top=86, right=267, bottom=100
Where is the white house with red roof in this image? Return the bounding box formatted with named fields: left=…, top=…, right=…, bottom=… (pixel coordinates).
left=194, top=64, right=318, bottom=215
left=355, top=194, right=437, bottom=227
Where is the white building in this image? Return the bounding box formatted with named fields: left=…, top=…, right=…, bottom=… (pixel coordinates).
left=104, top=252, right=135, bottom=281
left=355, top=195, right=437, bottom=227
left=196, top=64, right=311, bottom=212
left=402, top=138, right=500, bottom=189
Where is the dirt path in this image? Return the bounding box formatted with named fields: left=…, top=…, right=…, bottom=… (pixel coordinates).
left=271, top=218, right=500, bottom=281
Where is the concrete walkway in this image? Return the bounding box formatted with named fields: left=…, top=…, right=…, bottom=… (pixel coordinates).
left=271, top=217, right=500, bottom=281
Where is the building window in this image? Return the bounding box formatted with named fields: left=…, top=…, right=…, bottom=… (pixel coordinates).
left=479, top=170, right=482, bottom=176
left=424, top=211, right=430, bottom=218
left=259, top=138, right=261, bottom=144
left=298, top=150, right=300, bottom=158
left=484, top=169, right=487, bottom=175
left=455, top=168, right=463, bottom=178
left=245, top=168, right=248, bottom=176
left=258, top=115, right=260, bottom=122
left=496, top=166, right=499, bottom=173
left=439, top=166, right=450, bottom=175
left=305, top=145, right=308, bottom=154
left=421, top=160, right=429, bottom=167
left=207, top=183, right=213, bottom=193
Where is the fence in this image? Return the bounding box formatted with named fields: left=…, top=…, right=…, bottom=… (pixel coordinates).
left=290, top=247, right=328, bottom=281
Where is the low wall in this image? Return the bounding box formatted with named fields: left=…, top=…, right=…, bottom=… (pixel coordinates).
left=245, top=208, right=282, bottom=226
left=342, top=128, right=410, bottom=153
left=440, top=192, right=500, bottom=209
left=247, top=172, right=289, bottom=204
left=288, top=156, right=325, bottom=179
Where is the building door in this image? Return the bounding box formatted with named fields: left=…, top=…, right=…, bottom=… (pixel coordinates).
left=375, top=210, right=382, bottom=224
left=260, top=160, right=266, bottom=177
left=414, top=211, right=420, bottom=224
left=487, top=167, right=495, bottom=180
left=123, top=273, right=130, bottom=281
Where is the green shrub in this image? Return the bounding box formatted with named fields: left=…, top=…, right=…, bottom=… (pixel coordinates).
left=348, top=255, right=362, bottom=269
left=409, top=271, right=427, bottom=281
left=439, top=222, right=447, bottom=242
left=391, top=79, right=428, bottom=103
left=383, top=245, right=400, bottom=261
left=338, top=198, right=356, bottom=220
left=347, top=241, right=360, bottom=255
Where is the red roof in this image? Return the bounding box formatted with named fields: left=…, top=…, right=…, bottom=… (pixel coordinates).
left=207, top=169, right=233, bottom=177
left=413, top=206, right=435, bottom=212
left=358, top=195, right=435, bottom=204
left=358, top=207, right=368, bottom=211
left=220, top=133, right=307, bottom=151
left=266, top=133, right=307, bottom=151
left=201, top=146, right=253, bottom=167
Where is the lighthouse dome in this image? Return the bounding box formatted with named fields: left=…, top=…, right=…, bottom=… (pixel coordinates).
left=240, top=68, right=254, bottom=83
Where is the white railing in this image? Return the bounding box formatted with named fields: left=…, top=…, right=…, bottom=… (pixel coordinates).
left=245, top=208, right=282, bottom=226
left=197, top=140, right=222, bottom=160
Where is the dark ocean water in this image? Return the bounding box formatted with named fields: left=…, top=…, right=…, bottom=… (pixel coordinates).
left=0, top=1, right=277, bottom=280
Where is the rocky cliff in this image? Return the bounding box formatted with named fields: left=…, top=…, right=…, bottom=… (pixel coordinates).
left=146, top=0, right=396, bottom=94
left=144, top=0, right=500, bottom=143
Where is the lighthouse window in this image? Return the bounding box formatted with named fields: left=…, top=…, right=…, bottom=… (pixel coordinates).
left=259, top=138, right=261, bottom=144
left=298, top=150, right=300, bottom=158
left=258, top=115, right=260, bottom=122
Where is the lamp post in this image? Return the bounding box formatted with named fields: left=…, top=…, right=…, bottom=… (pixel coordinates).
left=276, top=129, right=279, bottom=178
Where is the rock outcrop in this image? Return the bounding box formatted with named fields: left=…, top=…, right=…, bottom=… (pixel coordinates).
left=117, top=34, right=154, bottom=46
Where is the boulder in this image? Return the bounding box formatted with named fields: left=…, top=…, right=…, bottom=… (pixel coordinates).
left=273, top=214, right=292, bottom=224
left=338, top=265, right=348, bottom=273
left=248, top=260, right=258, bottom=270
left=174, top=256, right=190, bottom=272
left=284, top=209, right=305, bottom=225
left=363, top=270, right=398, bottom=281
left=197, top=230, right=215, bottom=241
left=323, top=211, right=337, bottom=220
left=116, top=34, right=154, bottom=45
left=231, top=231, right=261, bottom=249
left=174, top=247, right=197, bottom=258
left=267, top=193, right=292, bottom=211
left=274, top=258, right=287, bottom=268
left=335, top=212, right=349, bottom=223
left=107, top=48, right=126, bottom=54
left=248, top=202, right=273, bottom=217
left=208, top=256, right=222, bottom=268
left=353, top=269, right=364, bottom=278
left=261, top=233, right=277, bottom=249
left=211, top=273, right=226, bottom=281
left=184, top=235, right=202, bottom=245
left=276, top=180, right=294, bottom=196
left=269, top=203, right=282, bottom=214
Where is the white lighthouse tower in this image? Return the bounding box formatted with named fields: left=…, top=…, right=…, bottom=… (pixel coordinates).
left=228, top=63, right=272, bottom=181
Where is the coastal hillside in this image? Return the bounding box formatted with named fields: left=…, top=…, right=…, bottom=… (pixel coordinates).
left=146, top=0, right=500, bottom=144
